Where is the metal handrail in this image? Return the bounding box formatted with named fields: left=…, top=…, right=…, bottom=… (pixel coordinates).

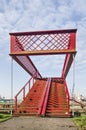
left=64, top=80, right=70, bottom=114
left=15, top=75, right=36, bottom=113
left=38, top=78, right=51, bottom=116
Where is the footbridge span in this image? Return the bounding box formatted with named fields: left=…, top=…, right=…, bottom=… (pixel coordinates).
left=9, top=29, right=77, bottom=117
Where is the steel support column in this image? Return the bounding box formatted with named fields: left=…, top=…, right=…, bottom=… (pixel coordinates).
left=61, top=53, right=76, bottom=78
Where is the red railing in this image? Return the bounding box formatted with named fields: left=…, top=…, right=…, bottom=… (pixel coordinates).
left=64, top=80, right=70, bottom=115
left=38, top=78, right=51, bottom=116
left=15, top=75, right=36, bottom=113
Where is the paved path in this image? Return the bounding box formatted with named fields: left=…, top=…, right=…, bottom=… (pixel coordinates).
left=0, top=116, right=78, bottom=130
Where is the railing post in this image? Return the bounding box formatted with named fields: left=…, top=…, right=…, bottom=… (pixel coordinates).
left=29, top=81, right=30, bottom=91
left=64, top=80, right=70, bottom=115
left=23, top=88, right=25, bottom=100
left=32, top=77, right=34, bottom=85
left=10, top=35, right=16, bottom=53
left=11, top=58, right=13, bottom=115
left=15, top=96, right=17, bottom=113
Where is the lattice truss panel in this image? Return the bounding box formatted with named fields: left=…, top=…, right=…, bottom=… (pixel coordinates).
left=15, top=33, right=70, bottom=52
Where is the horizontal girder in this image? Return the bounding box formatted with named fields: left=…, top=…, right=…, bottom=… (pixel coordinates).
left=10, top=29, right=76, bottom=36
left=10, top=49, right=76, bottom=56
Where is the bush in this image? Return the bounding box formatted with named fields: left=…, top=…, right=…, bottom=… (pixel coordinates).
left=73, top=115, right=86, bottom=130
left=74, top=111, right=81, bottom=117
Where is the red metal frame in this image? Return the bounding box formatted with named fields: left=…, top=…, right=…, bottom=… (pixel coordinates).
left=9, top=29, right=77, bottom=116
left=10, top=29, right=76, bottom=55
left=9, top=29, right=77, bottom=78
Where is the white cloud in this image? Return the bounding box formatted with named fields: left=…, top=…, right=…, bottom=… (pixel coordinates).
left=71, top=0, right=86, bottom=16
left=0, top=0, right=86, bottom=97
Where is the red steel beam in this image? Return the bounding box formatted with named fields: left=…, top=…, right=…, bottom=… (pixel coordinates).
left=61, top=30, right=77, bottom=78
left=10, top=49, right=76, bottom=56
left=10, top=55, right=42, bottom=78
left=61, top=53, right=76, bottom=78
left=9, top=29, right=77, bottom=36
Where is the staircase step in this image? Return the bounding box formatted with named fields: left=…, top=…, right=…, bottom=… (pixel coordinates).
left=14, top=113, right=38, bottom=116
left=46, top=113, right=70, bottom=117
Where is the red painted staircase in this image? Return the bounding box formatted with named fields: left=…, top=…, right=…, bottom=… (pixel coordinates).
left=14, top=78, right=70, bottom=117
left=45, top=79, right=70, bottom=117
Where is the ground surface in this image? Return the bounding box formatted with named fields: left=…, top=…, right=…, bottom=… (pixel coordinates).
left=0, top=116, right=78, bottom=130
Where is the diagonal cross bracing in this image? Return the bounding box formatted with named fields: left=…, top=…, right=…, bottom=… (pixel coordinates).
left=10, top=29, right=77, bottom=55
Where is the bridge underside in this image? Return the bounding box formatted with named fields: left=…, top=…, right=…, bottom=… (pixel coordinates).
left=9, top=29, right=77, bottom=117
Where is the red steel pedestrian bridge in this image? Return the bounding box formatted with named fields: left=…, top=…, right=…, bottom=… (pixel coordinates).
left=9, top=29, right=77, bottom=117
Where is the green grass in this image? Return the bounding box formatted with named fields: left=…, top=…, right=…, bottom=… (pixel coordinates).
left=73, top=115, right=86, bottom=130
left=0, top=113, right=12, bottom=122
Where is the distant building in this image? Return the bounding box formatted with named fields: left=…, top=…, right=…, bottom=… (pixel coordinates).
left=0, top=98, right=14, bottom=113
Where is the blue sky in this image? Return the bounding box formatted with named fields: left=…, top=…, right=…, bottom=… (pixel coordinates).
left=0, top=0, right=86, bottom=98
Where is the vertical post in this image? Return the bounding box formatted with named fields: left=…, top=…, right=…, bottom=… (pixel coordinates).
left=33, top=77, right=34, bottom=85
left=29, top=81, right=30, bottom=91
left=15, top=96, right=17, bottom=113
left=72, top=54, right=75, bottom=98
left=70, top=32, right=76, bottom=50
left=11, top=58, right=13, bottom=115
left=64, top=80, right=70, bottom=115
left=10, top=35, right=16, bottom=53
left=72, top=54, right=75, bottom=116
left=23, top=88, right=25, bottom=100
